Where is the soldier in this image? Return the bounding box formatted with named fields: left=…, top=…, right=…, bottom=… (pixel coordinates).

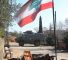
left=23, top=50, right=33, bottom=60
left=4, top=44, right=13, bottom=59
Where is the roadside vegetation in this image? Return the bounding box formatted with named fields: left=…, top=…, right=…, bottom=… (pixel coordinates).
left=0, top=0, right=21, bottom=37
left=0, top=0, right=68, bottom=51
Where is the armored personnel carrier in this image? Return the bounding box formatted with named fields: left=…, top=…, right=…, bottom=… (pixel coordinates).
left=15, top=31, right=46, bottom=46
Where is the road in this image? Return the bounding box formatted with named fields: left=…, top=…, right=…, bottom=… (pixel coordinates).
left=8, top=42, right=68, bottom=60
left=9, top=42, right=54, bottom=57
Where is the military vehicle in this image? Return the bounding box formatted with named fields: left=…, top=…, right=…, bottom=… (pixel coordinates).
left=15, top=31, right=46, bottom=46
left=15, top=16, right=46, bottom=46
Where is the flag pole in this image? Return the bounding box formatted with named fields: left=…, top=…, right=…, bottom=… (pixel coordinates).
left=52, top=0, right=54, bottom=24
left=54, top=11, right=57, bottom=60
left=52, top=0, right=57, bottom=60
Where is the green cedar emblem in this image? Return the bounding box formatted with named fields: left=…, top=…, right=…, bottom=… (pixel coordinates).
left=29, top=0, right=41, bottom=10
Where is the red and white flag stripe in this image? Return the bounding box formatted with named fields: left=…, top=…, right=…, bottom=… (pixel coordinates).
left=15, top=0, right=53, bottom=27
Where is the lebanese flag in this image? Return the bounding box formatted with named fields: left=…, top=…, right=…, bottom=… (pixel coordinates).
left=15, top=0, right=53, bottom=27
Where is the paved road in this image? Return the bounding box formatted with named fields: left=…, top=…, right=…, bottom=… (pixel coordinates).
left=9, top=42, right=54, bottom=57
left=4, top=42, right=68, bottom=60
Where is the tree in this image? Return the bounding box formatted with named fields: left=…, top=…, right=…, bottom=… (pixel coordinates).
left=0, top=0, right=10, bottom=37
left=57, top=21, right=64, bottom=30
left=65, top=18, right=68, bottom=30
left=46, top=36, right=54, bottom=45
left=38, top=16, right=43, bottom=33
left=65, top=18, right=68, bottom=25
left=0, top=0, right=11, bottom=27
left=49, top=23, right=53, bottom=34
left=63, top=31, right=68, bottom=50
left=45, top=24, right=55, bottom=46
left=0, top=0, right=21, bottom=37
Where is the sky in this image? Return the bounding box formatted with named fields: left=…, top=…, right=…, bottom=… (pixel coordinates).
left=9, top=0, right=68, bottom=32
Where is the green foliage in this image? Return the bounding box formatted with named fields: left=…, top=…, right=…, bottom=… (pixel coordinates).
left=46, top=36, right=55, bottom=46
left=0, top=0, right=10, bottom=27
left=9, top=31, right=22, bottom=37
left=10, top=31, right=18, bottom=36
left=0, top=0, right=21, bottom=38
left=0, top=0, right=21, bottom=28
left=38, top=16, right=42, bottom=33
left=64, top=31, right=68, bottom=49
left=0, top=28, right=4, bottom=37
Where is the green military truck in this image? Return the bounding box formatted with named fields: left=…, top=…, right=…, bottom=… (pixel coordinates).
left=15, top=31, right=46, bottom=46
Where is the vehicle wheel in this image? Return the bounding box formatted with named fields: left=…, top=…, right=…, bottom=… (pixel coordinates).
left=19, top=42, right=24, bottom=46
left=34, top=40, right=40, bottom=46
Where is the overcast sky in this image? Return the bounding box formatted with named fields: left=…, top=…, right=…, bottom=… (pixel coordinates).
left=9, top=0, right=68, bottom=32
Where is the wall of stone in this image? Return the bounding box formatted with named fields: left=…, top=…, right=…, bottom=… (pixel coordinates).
left=0, top=38, right=4, bottom=60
